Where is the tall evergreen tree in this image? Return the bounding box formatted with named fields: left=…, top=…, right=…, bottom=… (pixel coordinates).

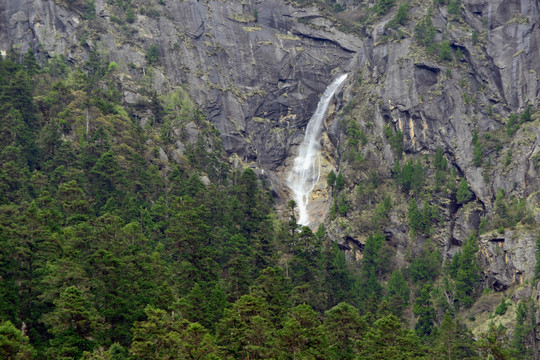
left=448, top=235, right=481, bottom=309
left=0, top=320, right=36, bottom=360
left=278, top=304, right=328, bottom=359
left=324, top=302, right=367, bottom=360
left=217, top=295, right=275, bottom=359
left=358, top=314, right=427, bottom=359
left=357, top=233, right=386, bottom=310
left=385, top=270, right=410, bottom=318
left=413, top=283, right=436, bottom=339
left=129, top=305, right=187, bottom=360
left=43, top=286, right=104, bottom=359
left=435, top=312, right=478, bottom=359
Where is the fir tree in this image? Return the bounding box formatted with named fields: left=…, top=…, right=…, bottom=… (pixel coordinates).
left=385, top=270, right=410, bottom=318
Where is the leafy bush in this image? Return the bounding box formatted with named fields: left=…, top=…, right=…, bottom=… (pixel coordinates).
left=126, top=8, right=135, bottom=23
left=108, top=62, right=118, bottom=72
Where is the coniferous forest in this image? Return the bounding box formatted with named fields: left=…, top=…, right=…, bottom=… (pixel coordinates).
left=2, top=0, right=540, bottom=359
left=1, top=45, right=537, bottom=360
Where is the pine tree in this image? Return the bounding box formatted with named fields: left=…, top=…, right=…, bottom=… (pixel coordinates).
left=477, top=322, right=512, bottom=360
left=82, top=343, right=128, bottom=360
left=413, top=283, right=436, bottom=339
left=217, top=295, right=275, bottom=359
left=435, top=312, right=478, bottom=359
left=450, top=235, right=481, bottom=309
left=325, top=242, right=354, bottom=306
left=512, top=301, right=528, bottom=358
left=286, top=199, right=298, bottom=237
left=511, top=300, right=538, bottom=360
left=327, top=170, right=337, bottom=189
left=335, top=172, right=345, bottom=191
left=130, top=305, right=188, bottom=360
left=434, top=147, right=448, bottom=190
left=278, top=304, right=328, bottom=359
left=359, top=314, right=427, bottom=359
left=456, top=178, right=471, bottom=204
left=0, top=320, right=36, bottom=359
left=535, top=234, right=540, bottom=282
left=166, top=197, right=211, bottom=267
left=385, top=270, right=410, bottom=318
left=324, top=302, right=366, bottom=360
left=252, top=267, right=291, bottom=324
left=44, top=286, right=104, bottom=359
left=237, top=168, right=262, bottom=236
left=408, top=198, right=423, bottom=234
left=374, top=0, right=395, bottom=15
left=357, top=233, right=386, bottom=309
left=89, top=151, right=125, bottom=211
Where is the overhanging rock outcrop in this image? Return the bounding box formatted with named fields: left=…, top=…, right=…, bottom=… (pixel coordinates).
left=479, top=229, right=537, bottom=291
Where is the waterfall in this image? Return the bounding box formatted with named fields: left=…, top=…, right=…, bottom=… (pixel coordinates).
left=288, top=74, right=348, bottom=226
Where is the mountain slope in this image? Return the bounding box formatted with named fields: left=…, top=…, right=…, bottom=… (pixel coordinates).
left=1, top=0, right=540, bottom=358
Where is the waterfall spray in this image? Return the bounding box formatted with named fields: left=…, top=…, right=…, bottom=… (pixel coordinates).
left=288, top=74, right=348, bottom=226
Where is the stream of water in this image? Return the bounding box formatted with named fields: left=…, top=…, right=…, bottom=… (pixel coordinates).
left=288, top=74, right=348, bottom=226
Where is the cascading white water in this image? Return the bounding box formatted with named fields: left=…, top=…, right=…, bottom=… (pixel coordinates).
left=288, top=74, right=348, bottom=226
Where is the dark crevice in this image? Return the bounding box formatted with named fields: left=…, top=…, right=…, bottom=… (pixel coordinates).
left=290, top=31, right=356, bottom=53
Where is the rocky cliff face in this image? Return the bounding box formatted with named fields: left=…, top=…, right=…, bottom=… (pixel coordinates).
left=1, top=0, right=366, bottom=211
left=325, top=0, right=540, bottom=288
left=1, top=0, right=539, bottom=314
left=1, top=0, right=358, bottom=165
left=374, top=0, right=540, bottom=206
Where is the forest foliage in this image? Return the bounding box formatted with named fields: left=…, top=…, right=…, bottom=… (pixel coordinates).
left=0, top=37, right=538, bottom=360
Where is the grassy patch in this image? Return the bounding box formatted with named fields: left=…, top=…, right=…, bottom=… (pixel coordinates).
left=242, top=26, right=262, bottom=32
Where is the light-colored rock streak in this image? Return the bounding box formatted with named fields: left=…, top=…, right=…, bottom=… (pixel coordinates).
left=288, top=74, right=347, bottom=226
